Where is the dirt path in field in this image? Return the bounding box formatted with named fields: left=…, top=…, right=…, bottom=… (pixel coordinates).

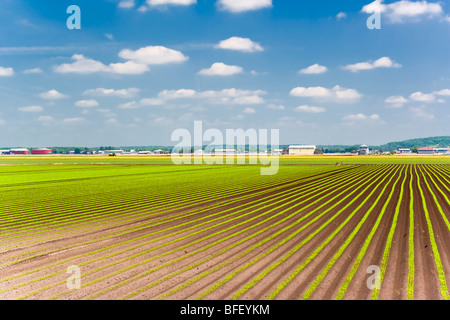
left=1, top=165, right=450, bottom=300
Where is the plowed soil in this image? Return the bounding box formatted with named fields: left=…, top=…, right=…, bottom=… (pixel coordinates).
left=1, top=164, right=450, bottom=300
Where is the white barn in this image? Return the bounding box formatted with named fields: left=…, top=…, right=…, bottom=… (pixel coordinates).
left=287, top=145, right=316, bottom=156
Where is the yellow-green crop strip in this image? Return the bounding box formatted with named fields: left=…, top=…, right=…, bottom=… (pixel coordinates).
left=415, top=165, right=450, bottom=300
left=194, top=166, right=393, bottom=300
left=16, top=165, right=369, bottom=299
left=116, top=166, right=385, bottom=300
left=262, top=166, right=398, bottom=300
left=336, top=166, right=405, bottom=300
left=6, top=166, right=366, bottom=297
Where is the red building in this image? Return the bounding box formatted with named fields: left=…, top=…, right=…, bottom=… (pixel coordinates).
left=10, top=148, right=29, bottom=155
left=31, top=148, right=52, bottom=155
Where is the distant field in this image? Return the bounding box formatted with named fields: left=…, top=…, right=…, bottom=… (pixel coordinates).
left=1, top=158, right=450, bottom=300
left=0, top=154, right=450, bottom=165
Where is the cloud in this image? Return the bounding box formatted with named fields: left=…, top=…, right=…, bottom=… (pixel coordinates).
left=214, top=37, right=264, bottom=53
left=343, top=113, right=380, bottom=121
left=385, top=95, right=408, bottom=108
left=63, top=117, right=85, bottom=124
left=22, top=68, right=43, bottom=74
left=250, top=70, right=268, bottom=76
left=105, top=118, right=119, bottom=125
left=217, top=0, right=272, bottom=13
left=37, top=115, right=55, bottom=125
left=118, top=0, right=135, bottom=9
left=0, top=66, right=14, bottom=76
left=54, top=54, right=110, bottom=74
left=243, top=107, right=256, bottom=114
left=147, top=0, right=196, bottom=6
left=410, top=106, right=434, bottom=120
left=337, top=12, right=347, bottom=20
left=198, top=62, right=243, bottom=76
left=108, top=61, right=150, bottom=74
left=343, top=57, right=401, bottom=72
left=118, top=46, right=188, bottom=65
left=158, top=89, right=197, bottom=100
left=119, top=98, right=165, bottom=109
left=362, top=0, right=444, bottom=24
left=118, top=101, right=140, bottom=109
left=434, top=89, right=450, bottom=96
left=266, top=104, right=285, bottom=110
left=299, top=64, right=328, bottom=75
left=409, top=91, right=435, bottom=102
left=54, top=54, right=150, bottom=75
left=54, top=46, right=187, bottom=75
left=39, top=90, right=67, bottom=100
left=290, top=85, right=362, bottom=102
left=158, top=88, right=266, bottom=105
left=83, top=88, right=140, bottom=98
left=296, top=105, right=326, bottom=113
left=18, top=106, right=43, bottom=113
left=233, top=95, right=265, bottom=105
left=75, top=99, right=99, bottom=108
left=105, top=34, right=114, bottom=41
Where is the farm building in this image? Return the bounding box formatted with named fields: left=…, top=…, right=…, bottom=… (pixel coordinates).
left=399, top=148, right=412, bottom=154
left=0, top=150, right=10, bottom=155
left=359, top=145, right=370, bottom=155
left=287, top=145, right=316, bottom=156
left=31, top=148, right=52, bottom=155
left=417, top=148, right=434, bottom=155
left=10, top=148, right=29, bottom=155
left=214, top=149, right=237, bottom=156
left=271, top=149, right=284, bottom=156
left=436, top=148, right=448, bottom=154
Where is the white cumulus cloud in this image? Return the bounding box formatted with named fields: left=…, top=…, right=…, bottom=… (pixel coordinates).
left=0, top=66, right=14, bottom=76
left=22, top=68, right=43, bottom=74
left=343, top=57, right=401, bottom=72
left=118, top=0, right=135, bottom=9
left=409, top=91, right=436, bottom=102
left=118, top=46, right=188, bottom=65
left=362, top=0, right=444, bottom=23
left=157, top=88, right=266, bottom=105
left=296, top=105, right=326, bottom=113
left=83, top=88, right=140, bottom=98
left=299, top=64, right=328, bottom=75
left=18, top=106, right=43, bottom=113
left=242, top=107, right=256, bottom=114
left=385, top=95, right=408, bottom=108
left=290, top=85, right=362, bottom=103
left=147, top=0, right=196, bottom=6
left=39, top=90, right=67, bottom=100
left=343, top=113, right=380, bottom=121
left=75, top=100, right=99, bottom=108
left=214, top=37, right=264, bottom=53
left=217, top=0, right=272, bottom=13
left=198, top=62, right=243, bottom=76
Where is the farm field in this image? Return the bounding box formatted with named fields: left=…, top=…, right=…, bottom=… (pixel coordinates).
left=1, top=159, right=450, bottom=300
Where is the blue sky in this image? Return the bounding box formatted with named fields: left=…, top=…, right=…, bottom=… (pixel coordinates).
left=0, top=0, right=449, bottom=147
